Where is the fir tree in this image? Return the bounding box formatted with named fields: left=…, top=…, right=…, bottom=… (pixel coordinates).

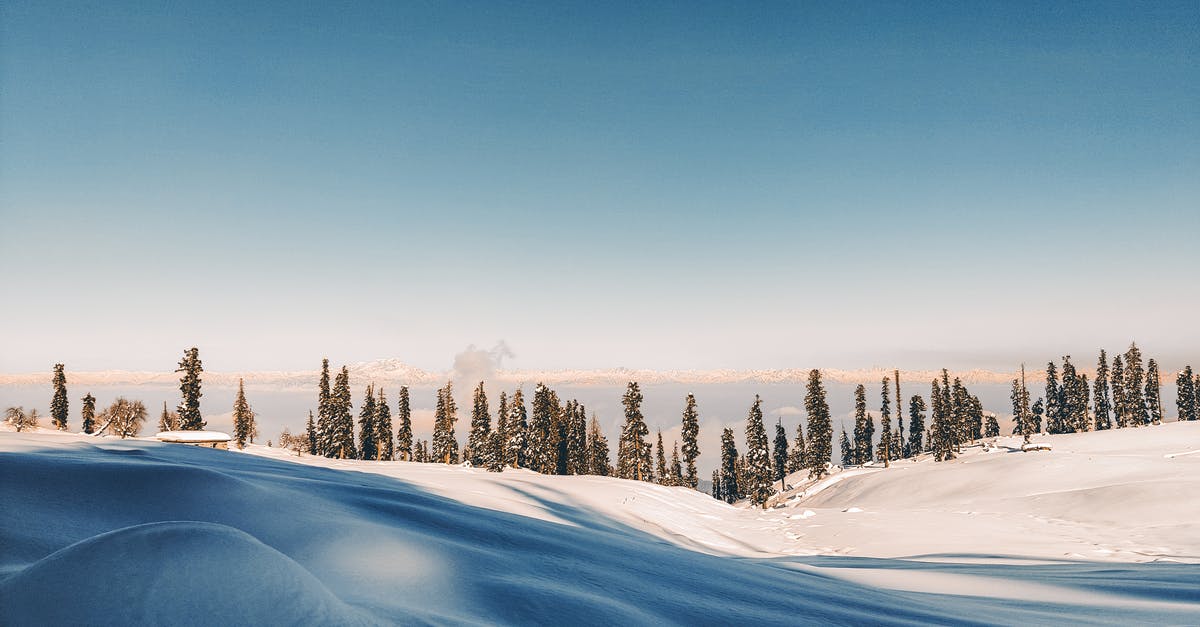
left=711, top=469, right=723, bottom=501
left=1094, top=351, right=1113, bottom=430
left=51, top=363, right=68, bottom=431
left=468, top=381, right=492, bottom=467
left=495, top=391, right=509, bottom=467
left=804, top=369, right=832, bottom=478
left=1177, top=366, right=1197, bottom=421
left=175, top=347, right=204, bottom=430
left=81, top=393, right=96, bottom=434
left=316, top=358, right=332, bottom=456
left=432, top=381, right=459, bottom=464
left=530, top=383, right=559, bottom=474
left=930, top=378, right=955, bottom=461
left=772, top=418, right=788, bottom=491
left=1044, top=361, right=1062, bottom=434
left=506, top=388, right=529, bottom=468
left=375, top=387, right=393, bottom=460
left=233, top=378, right=254, bottom=449
left=893, top=370, right=905, bottom=458
left=718, top=427, right=739, bottom=503
left=328, top=367, right=356, bottom=459
left=786, top=422, right=806, bottom=474
left=655, top=430, right=668, bottom=485
left=587, top=414, right=610, bottom=476
left=617, top=382, right=651, bottom=481
left=907, top=395, right=926, bottom=456
left=852, top=384, right=873, bottom=464
left=357, top=385, right=377, bottom=460
left=567, top=401, right=588, bottom=475
left=670, top=441, right=683, bottom=486
left=486, top=431, right=505, bottom=472
left=1124, top=343, right=1147, bottom=427
left=968, top=395, right=984, bottom=441
left=680, top=393, right=700, bottom=489
left=1031, top=398, right=1045, bottom=434
left=984, top=413, right=1000, bottom=437
left=839, top=429, right=853, bottom=467
left=879, top=376, right=891, bottom=467
left=306, top=411, right=317, bottom=455
left=157, top=402, right=179, bottom=432
left=1111, top=354, right=1128, bottom=427
left=396, top=385, right=413, bottom=461
left=1145, top=358, right=1163, bottom=425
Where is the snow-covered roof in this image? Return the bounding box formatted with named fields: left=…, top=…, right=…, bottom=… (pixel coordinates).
left=155, top=430, right=232, bottom=443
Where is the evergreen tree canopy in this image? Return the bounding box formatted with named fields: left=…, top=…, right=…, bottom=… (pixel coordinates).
left=587, top=413, right=611, bottom=476
left=316, top=358, right=332, bottom=457
left=655, top=430, right=669, bottom=485
left=1111, top=354, right=1128, bottom=428
left=506, top=388, right=529, bottom=468
left=375, top=387, right=393, bottom=461
left=432, top=381, right=459, bottom=464
left=1123, top=343, right=1147, bottom=427
left=1145, top=358, right=1163, bottom=425
left=468, top=381, right=492, bottom=467
left=51, top=363, right=69, bottom=431
left=1094, top=351, right=1113, bottom=430
left=396, top=385, right=413, bottom=461
left=786, top=422, right=806, bottom=474
left=328, top=367, right=356, bottom=459
left=718, top=427, right=739, bottom=503
left=839, top=429, right=853, bottom=467
left=617, top=382, right=651, bottom=482
left=1177, top=366, right=1197, bottom=422
left=670, top=441, right=683, bottom=486
left=305, top=411, right=317, bottom=455
left=680, top=393, right=701, bottom=489
left=742, top=394, right=775, bottom=507
left=233, top=378, right=254, bottom=449
left=357, top=384, right=378, bottom=460
left=852, top=384, right=872, bottom=465
left=804, top=370, right=832, bottom=479
left=175, top=347, right=204, bottom=430
left=772, top=419, right=789, bottom=487
left=879, top=376, right=891, bottom=467
left=495, top=390, right=509, bottom=468
left=80, top=393, right=96, bottom=435
left=907, top=395, right=926, bottom=456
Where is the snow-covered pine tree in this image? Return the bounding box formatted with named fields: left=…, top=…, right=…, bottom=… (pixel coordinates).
left=396, top=385, right=413, bottom=461
left=718, top=427, right=739, bottom=503
left=494, top=390, right=509, bottom=467
left=1077, top=373, right=1091, bottom=432
left=51, top=363, right=68, bottom=430
left=567, top=401, right=588, bottom=474
left=893, top=370, right=905, bottom=457
left=786, top=422, right=805, bottom=474
left=734, top=456, right=750, bottom=502
left=772, top=418, right=788, bottom=492
left=1094, top=350, right=1113, bottom=430
left=804, top=369, right=832, bottom=478
left=506, top=388, right=529, bottom=468
left=530, top=383, right=558, bottom=474
left=670, top=441, right=683, bottom=486
left=468, top=381, right=491, bottom=467
left=951, top=376, right=969, bottom=449
left=587, top=413, right=610, bottom=476
left=1145, top=358, right=1163, bottom=425
left=553, top=394, right=569, bottom=475
left=1044, top=361, right=1062, bottom=434
left=316, top=359, right=332, bottom=456
left=305, top=411, right=317, bottom=455
left=930, top=378, right=955, bottom=461
left=617, top=382, right=651, bottom=481
left=233, top=378, right=254, bottom=449
left=907, top=395, right=926, bottom=456
left=157, top=402, right=179, bottom=432
left=654, top=430, right=668, bottom=484
left=711, top=469, right=723, bottom=501
left=1124, top=343, right=1147, bottom=427
left=486, top=431, right=505, bottom=472
left=81, top=393, right=96, bottom=434
left=176, top=347, right=204, bottom=430
left=984, top=412, right=1000, bottom=437
left=879, top=376, right=891, bottom=467
left=839, top=429, right=853, bottom=467
left=375, top=387, right=393, bottom=460
left=357, top=384, right=377, bottom=460
left=968, top=395, right=984, bottom=440
left=852, top=384, right=872, bottom=465
left=1031, top=398, right=1045, bottom=434
left=326, top=367, right=356, bottom=459
left=680, top=393, right=700, bottom=489
left=1060, top=356, right=1080, bottom=433
left=432, top=381, right=459, bottom=464
left=1111, top=354, right=1127, bottom=427
left=1177, top=366, right=1197, bottom=421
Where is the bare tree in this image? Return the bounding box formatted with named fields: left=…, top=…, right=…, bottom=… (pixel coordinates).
left=97, top=398, right=148, bottom=438
left=5, top=407, right=40, bottom=432
left=278, top=427, right=308, bottom=457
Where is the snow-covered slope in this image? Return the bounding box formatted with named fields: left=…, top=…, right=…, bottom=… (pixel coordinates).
left=2, top=424, right=1200, bottom=624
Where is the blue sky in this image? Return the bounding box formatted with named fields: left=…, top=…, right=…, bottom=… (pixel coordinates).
left=2, top=1, right=1197, bottom=373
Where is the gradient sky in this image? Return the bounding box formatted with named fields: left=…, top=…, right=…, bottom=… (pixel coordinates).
left=2, top=1, right=1197, bottom=374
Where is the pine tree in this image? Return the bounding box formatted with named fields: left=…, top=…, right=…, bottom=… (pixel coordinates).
left=893, top=370, right=905, bottom=458
left=587, top=414, right=610, bottom=476
left=567, top=401, right=588, bottom=474
left=530, top=383, right=559, bottom=474
left=316, top=358, right=332, bottom=456
left=157, top=402, right=179, bottom=432
left=839, top=429, right=853, bottom=467
left=356, top=384, right=377, bottom=460
left=852, top=384, right=872, bottom=465
left=617, top=382, right=651, bottom=481
left=772, top=418, right=788, bottom=491
left=711, top=469, right=723, bottom=501
left=680, top=393, right=700, bottom=489
left=930, top=378, right=955, bottom=461
left=670, top=441, right=683, bottom=486
left=1111, top=354, right=1128, bottom=427
left=375, top=387, right=393, bottom=460
left=1044, top=361, right=1062, bottom=434
left=495, top=391, right=509, bottom=467
left=655, top=430, right=668, bottom=484
left=328, top=367, right=356, bottom=459
left=175, top=347, right=204, bottom=430
left=1144, top=358, right=1163, bottom=425
left=396, top=385, right=413, bottom=461
left=1177, top=366, right=1197, bottom=421
left=486, top=431, right=505, bottom=472
left=879, top=376, right=891, bottom=467
left=984, top=413, right=1000, bottom=437
left=50, top=363, right=69, bottom=430
left=968, top=395, right=984, bottom=441
left=907, top=395, right=926, bottom=456
left=233, top=378, right=254, bottom=449
left=1031, top=398, right=1045, bottom=434
left=468, top=381, right=492, bottom=467
left=718, top=427, right=739, bottom=503
left=432, top=381, right=459, bottom=464
left=786, top=422, right=806, bottom=474
left=1060, top=357, right=1080, bottom=433
left=1094, top=351, right=1113, bottom=430
left=1124, top=343, right=1147, bottom=427
left=804, top=369, right=832, bottom=479
left=305, top=411, right=317, bottom=455
left=81, top=393, right=96, bottom=434
left=506, top=388, right=529, bottom=468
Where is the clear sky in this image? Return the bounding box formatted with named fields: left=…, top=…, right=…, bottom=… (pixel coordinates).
left=2, top=1, right=1197, bottom=374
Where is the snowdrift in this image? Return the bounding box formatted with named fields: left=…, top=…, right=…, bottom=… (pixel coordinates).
left=3, top=424, right=1200, bottom=624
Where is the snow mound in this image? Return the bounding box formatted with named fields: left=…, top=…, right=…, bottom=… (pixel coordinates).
left=0, top=521, right=368, bottom=626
